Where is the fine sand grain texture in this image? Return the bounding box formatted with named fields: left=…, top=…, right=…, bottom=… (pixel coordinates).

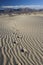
left=0, top=14, right=43, bottom=65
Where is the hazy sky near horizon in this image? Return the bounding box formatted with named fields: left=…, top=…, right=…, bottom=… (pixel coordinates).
left=0, top=0, right=43, bottom=6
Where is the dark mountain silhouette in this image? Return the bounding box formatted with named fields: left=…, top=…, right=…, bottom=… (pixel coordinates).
left=0, top=8, right=43, bottom=15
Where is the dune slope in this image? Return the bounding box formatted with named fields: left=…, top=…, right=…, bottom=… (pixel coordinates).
left=0, top=15, right=43, bottom=65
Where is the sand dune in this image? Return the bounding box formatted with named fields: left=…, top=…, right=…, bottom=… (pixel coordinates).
left=0, top=15, right=43, bottom=65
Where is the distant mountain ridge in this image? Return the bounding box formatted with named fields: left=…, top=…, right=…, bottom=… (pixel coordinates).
left=0, top=7, right=43, bottom=15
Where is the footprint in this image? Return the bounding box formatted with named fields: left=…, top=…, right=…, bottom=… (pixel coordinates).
left=20, top=48, right=24, bottom=52
left=13, top=41, right=16, bottom=44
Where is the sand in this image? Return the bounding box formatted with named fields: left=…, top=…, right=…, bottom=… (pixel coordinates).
left=0, top=14, right=43, bottom=65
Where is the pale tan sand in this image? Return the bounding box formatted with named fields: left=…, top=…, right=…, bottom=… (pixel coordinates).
left=0, top=14, right=43, bottom=65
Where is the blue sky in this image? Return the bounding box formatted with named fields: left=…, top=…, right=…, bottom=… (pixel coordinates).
left=0, top=0, right=43, bottom=9
left=0, top=0, right=43, bottom=6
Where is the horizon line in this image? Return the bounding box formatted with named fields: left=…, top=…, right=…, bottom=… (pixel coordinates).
left=0, top=5, right=43, bottom=9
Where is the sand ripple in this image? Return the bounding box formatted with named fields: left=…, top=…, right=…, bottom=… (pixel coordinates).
left=0, top=29, right=43, bottom=65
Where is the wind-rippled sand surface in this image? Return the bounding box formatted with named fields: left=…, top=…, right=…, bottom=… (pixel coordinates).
left=0, top=15, right=43, bottom=65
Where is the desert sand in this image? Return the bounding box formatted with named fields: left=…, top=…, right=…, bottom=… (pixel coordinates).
left=0, top=14, right=43, bottom=65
